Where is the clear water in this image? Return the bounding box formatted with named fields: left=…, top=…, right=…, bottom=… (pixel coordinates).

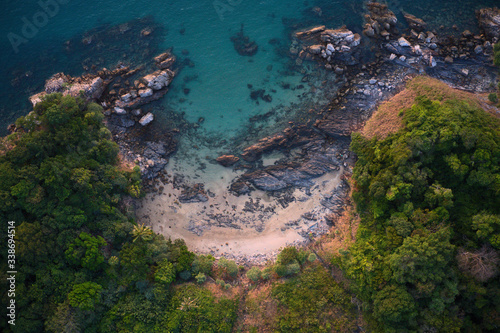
left=0, top=0, right=497, bottom=137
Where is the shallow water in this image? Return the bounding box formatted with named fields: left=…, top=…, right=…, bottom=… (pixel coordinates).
left=1, top=0, right=497, bottom=136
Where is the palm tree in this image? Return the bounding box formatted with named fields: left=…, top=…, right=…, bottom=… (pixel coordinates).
left=132, top=224, right=154, bottom=243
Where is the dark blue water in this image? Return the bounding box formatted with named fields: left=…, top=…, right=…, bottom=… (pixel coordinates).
left=0, top=0, right=496, bottom=138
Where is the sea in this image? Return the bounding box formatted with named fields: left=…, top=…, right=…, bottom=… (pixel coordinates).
left=0, top=0, right=497, bottom=179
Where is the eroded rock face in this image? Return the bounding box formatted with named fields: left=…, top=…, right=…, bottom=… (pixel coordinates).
left=477, top=7, right=500, bottom=39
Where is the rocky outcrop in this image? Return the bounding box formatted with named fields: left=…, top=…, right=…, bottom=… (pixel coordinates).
left=292, top=26, right=362, bottom=70
left=143, top=70, right=174, bottom=90
left=403, top=12, right=427, bottom=32
left=477, top=7, right=500, bottom=39
left=179, top=183, right=209, bottom=203
left=363, top=2, right=398, bottom=39
left=241, top=125, right=320, bottom=162
left=154, top=51, right=176, bottom=70
left=30, top=73, right=105, bottom=107
left=216, top=155, right=240, bottom=167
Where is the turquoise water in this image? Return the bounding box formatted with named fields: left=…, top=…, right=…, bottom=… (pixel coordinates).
left=0, top=0, right=497, bottom=137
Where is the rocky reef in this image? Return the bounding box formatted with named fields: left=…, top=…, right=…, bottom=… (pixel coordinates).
left=25, top=48, right=180, bottom=180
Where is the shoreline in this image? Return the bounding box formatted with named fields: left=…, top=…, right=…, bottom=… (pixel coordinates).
left=17, top=6, right=500, bottom=264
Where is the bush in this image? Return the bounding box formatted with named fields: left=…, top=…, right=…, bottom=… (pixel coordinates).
left=195, top=272, right=206, bottom=284
left=217, top=257, right=238, bottom=279
left=246, top=267, right=262, bottom=282
left=191, top=254, right=215, bottom=276
left=307, top=253, right=317, bottom=262
left=261, top=267, right=273, bottom=280
left=275, top=262, right=301, bottom=277
left=488, top=93, right=498, bottom=104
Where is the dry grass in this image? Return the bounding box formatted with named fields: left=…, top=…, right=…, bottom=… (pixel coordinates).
left=236, top=282, right=279, bottom=332
left=361, top=75, right=500, bottom=139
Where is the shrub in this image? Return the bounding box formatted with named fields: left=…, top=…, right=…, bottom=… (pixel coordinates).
left=195, top=272, right=206, bottom=284
left=307, top=253, right=317, bottom=262
left=488, top=93, right=498, bottom=104
left=218, top=257, right=238, bottom=279
left=246, top=267, right=262, bottom=282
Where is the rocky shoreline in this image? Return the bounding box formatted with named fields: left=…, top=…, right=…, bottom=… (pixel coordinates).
left=14, top=4, right=500, bottom=263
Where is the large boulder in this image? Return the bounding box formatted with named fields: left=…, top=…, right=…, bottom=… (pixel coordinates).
left=139, top=112, right=154, bottom=126
left=216, top=155, right=240, bottom=167
left=142, top=70, right=174, bottom=90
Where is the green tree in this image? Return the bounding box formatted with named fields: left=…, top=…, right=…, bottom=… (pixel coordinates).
left=68, top=282, right=103, bottom=311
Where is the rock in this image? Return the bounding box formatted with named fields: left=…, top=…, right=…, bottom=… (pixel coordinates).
left=445, top=56, right=454, bottom=63
left=389, top=53, right=397, bottom=61
left=139, top=88, right=153, bottom=98
left=413, top=45, right=422, bottom=56
left=369, top=78, right=377, bottom=84
left=68, top=77, right=105, bottom=100
left=45, top=73, right=69, bottom=93
left=179, top=183, right=209, bottom=203
left=474, top=45, right=484, bottom=54
left=398, top=37, right=411, bottom=47
left=363, top=24, right=375, bottom=37
left=29, top=92, right=46, bottom=107
left=142, top=70, right=174, bottom=90
left=476, top=8, right=500, bottom=38
left=230, top=181, right=251, bottom=196
left=308, top=45, right=322, bottom=54
left=429, top=43, right=438, bottom=50
left=139, top=112, right=154, bottom=126
left=231, top=24, right=258, bottom=56
left=131, top=109, right=142, bottom=116
left=154, top=51, right=176, bottom=69
left=114, top=107, right=127, bottom=115
left=295, top=25, right=326, bottom=39
left=334, top=66, right=344, bottom=75
left=326, top=43, right=335, bottom=53
left=216, top=155, right=240, bottom=167
left=462, top=30, right=473, bottom=38
left=121, top=93, right=132, bottom=102
left=403, top=12, right=427, bottom=32
left=429, top=56, right=437, bottom=67
left=244, top=170, right=288, bottom=191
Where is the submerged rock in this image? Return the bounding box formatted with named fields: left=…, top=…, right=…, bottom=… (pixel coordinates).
left=231, top=24, right=258, bottom=56
left=179, top=183, right=209, bottom=203
left=216, top=155, right=240, bottom=167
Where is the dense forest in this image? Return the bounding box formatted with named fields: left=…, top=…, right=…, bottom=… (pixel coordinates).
left=1, top=47, right=500, bottom=332
left=344, top=93, right=500, bottom=331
